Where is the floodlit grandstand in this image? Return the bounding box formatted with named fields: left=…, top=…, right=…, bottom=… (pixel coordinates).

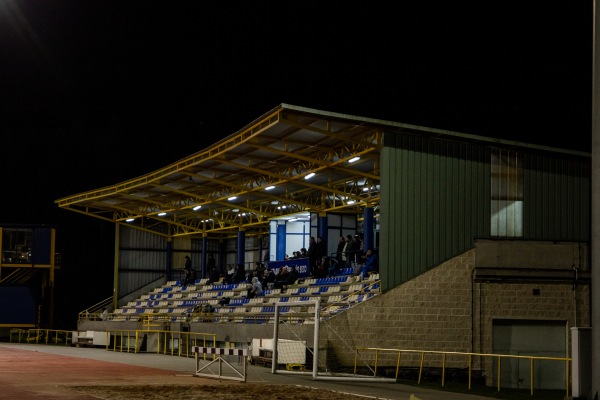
left=100, top=271, right=381, bottom=324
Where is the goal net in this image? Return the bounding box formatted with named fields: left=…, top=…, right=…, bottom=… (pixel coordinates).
left=272, top=299, right=395, bottom=382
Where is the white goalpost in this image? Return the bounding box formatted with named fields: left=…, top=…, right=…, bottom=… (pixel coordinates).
left=271, top=299, right=395, bottom=383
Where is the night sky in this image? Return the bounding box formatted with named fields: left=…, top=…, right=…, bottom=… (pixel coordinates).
left=0, top=2, right=594, bottom=327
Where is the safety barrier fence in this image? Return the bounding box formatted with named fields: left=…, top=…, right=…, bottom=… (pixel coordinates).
left=10, top=328, right=73, bottom=345
left=105, top=329, right=217, bottom=358
left=10, top=328, right=216, bottom=359
left=354, top=347, right=571, bottom=398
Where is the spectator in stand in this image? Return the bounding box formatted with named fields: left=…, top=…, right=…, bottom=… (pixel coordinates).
left=224, top=264, right=236, bottom=284
left=274, top=266, right=289, bottom=289
left=285, top=265, right=299, bottom=286
left=314, top=256, right=329, bottom=278
left=235, top=263, right=247, bottom=283
left=357, top=248, right=378, bottom=280
left=182, top=256, right=196, bottom=285
left=315, top=236, right=326, bottom=266
left=343, top=234, right=357, bottom=270
left=274, top=265, right=298, bottom=290
left=247, top=276, right=263, bottom=298
left=324, top=256, right=339, bottom=277
left=206, top=254, right=216, bottom=270
left=254, top=261, right=266, bottom=279
left=207, top=264, right=220, bottom=284
left=248, top=261, right=261, bottom=283
left=354, top=234, right=365, bottom=265
left=336, top=236, right=346, bottom=267
left=307, top=236, right=317, bottom=275
left=262, top=268, right=276, bottom=289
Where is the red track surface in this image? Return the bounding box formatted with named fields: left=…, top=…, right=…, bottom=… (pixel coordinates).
left=0, top=345, right=200, bottom=399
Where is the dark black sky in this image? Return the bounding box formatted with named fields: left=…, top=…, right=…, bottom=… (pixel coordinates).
left=0, top=1, right=594, bottom=326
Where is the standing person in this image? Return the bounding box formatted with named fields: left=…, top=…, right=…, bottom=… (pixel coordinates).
left=315, top=236, right=326, bottom=264
left=206, top=254, right=216, bottom=270
left=344, top=234, right=357, bottom=270
left=235, top=263, right=247, bottom=283
left=307, top=236, right=317, bottom=275
left=354, top=235, right=365, bottom=265
left=183, top=255, right=196, bottom=285
left=336, top=236, right=346, bottom=267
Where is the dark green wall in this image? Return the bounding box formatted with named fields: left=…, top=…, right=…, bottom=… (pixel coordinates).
left=380, top=133, right=590, bottom=291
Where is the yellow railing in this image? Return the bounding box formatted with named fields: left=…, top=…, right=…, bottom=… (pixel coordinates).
left=10, top=328, right=73, bottom=345
left=10, top=327, right=217, bottom=360
left=354, top=347, right=571, bottom=398
left=78, top=296, right=113, bottom=321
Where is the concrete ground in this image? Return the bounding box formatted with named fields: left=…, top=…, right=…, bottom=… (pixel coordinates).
left=0, top=342, right=499, bottom=400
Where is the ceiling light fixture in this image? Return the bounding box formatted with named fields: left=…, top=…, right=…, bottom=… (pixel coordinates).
left=193, top=205, right=201, bottom=211
left=126, top=218, right=135, bottom=222
left=305, top=172, right=315, bottom=180
left=349, top=156, right=361, bottom=163
left=157, top=212, right=167, bottom=216
left=228, top=196, right=237, bottom=201
left=265, top=185, right=275, bottom=191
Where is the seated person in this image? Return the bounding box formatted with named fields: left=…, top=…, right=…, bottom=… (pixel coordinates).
left=314, top=256, right=329, bottom=279
left=247, top=276, right=263, bottom=298
left=273, top=266, right=289, bottom=289
left=357, top=248, right=378, bottom=279
left=282, top=265, right=299, bottom=287
left=206, top=265, right=220, bottom=284
left=224, top=264, right=236, bottom=284
left=183, top=267, right=197, bottom=285
left=262, top=269, right=276, bottom=289
left=274, top=265, right=299, bottom=290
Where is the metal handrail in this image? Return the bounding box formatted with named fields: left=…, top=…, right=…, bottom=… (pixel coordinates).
left=354, top=347, right=571, bottom=398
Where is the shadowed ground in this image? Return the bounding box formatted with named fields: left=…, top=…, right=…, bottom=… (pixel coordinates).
left=0, top=343, right=502, bottom=400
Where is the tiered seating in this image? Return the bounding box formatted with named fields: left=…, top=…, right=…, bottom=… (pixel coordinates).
left=108, top=271, right=381, bottom=323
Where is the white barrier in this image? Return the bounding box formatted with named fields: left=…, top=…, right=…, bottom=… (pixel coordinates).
left=193, top=346, right=249, bottom=382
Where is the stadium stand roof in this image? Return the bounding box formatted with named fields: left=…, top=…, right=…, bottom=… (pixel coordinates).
left=55, top=104, right=389, bottom=239
left=56, top=103, right=586, bottom=240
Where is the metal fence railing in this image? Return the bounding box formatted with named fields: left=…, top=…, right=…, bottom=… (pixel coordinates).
left=354, top=347, right=571, bottom=398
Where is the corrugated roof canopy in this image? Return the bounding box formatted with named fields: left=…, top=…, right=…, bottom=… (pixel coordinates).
left=57, top=103, right=586, bottom=239
left=55, top=104, right=386, bottom=239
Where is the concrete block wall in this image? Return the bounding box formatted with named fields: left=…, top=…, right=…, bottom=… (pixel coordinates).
left=321, top=250, right=476, bottom=369
left=320, top=244, right=591, bottom=377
